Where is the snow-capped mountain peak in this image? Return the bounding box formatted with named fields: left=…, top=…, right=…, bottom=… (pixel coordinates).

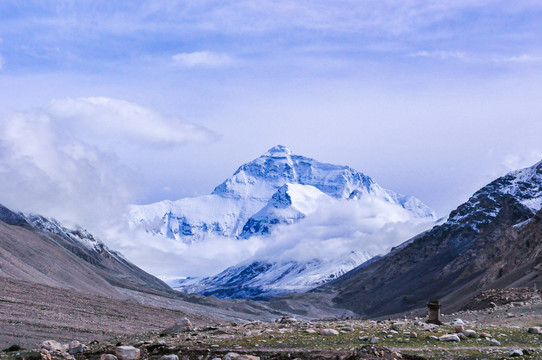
left=128, top=146, right=438, bottom=298
left=446, top=159, right=542, bottom=232
left=130, top=145, right=436, bottom=243
left=265, top=144, right=292, bottom=157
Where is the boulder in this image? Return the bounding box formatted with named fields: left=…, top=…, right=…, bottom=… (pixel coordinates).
left=159, top=355, right=179, bottom=360
left=279, top=316, right=297, bottom=324
left=115, top=346, right=140, bottom=360
left=320, top=329, right=339, bottom=336
left=163, top=317, right=193, bottom=335
left=527, top=327, right=542, bottom=334
left=224, top=353, right=260, bottom=360
left=99, top=355, right=118, bottom=360
left=454, top=324, right=464, bottom=333
left=68, top=341, right=84, bottom=355
left=489, top=338, right=501, bottom=346
left=463, top=330, right=477, bottom=338
left=341, top=327, right=355, bottom=333
left=439, top=334, right=460, bottom=342
left=452, top=319, right=465, bottom=326
left=40, top=340, right=66, bottom=352
left=509, top=349, right=523, bottom=357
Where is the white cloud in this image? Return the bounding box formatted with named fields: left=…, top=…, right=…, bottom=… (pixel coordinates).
left=0, top=97, right=218, bottom=233
left=410, top=50, right=542, bottom=65
left=172, top=51, right=232, bottom=68
left=491, top=54, right=542, bottom=64
left=409, top=50, right=468, bottom=61
left=114, top=195, right=434, bottom=278
left=47, top=97, right=218, bottom=146
left=249, top=196, right=433, bottom=263
left=0, top=111, right=134, bottom=231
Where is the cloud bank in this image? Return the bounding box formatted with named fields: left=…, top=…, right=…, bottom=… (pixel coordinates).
left=0, top=97, right=217, bottom=232
left=116, top=195, right=434, bottom=278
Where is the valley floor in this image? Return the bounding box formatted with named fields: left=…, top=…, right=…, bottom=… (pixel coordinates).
left=2, top=285, right=542, bottom=360
left=0, top=277, right=213, bottom=348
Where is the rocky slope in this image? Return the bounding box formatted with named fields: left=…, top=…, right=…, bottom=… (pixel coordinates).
left=0, top=203, right=170, bottom=297
left=322, top=160, right=542, bottom=317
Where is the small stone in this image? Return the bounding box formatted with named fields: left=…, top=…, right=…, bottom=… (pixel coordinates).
left=428, top=336, right=439, bottom=341
left=40, top=340, right=65, bottom=352
left=68, top=341, right=84, bottom=355
left=489, top=338, right=501, bottom=346
left=359, top=336, right=369, bottom=341
left=319, top=329, right=339, bottom=336
left=369, top=337, right=379, bottom=344
left=439, top=334, right=460, bottom=342
left=509, top=349, right=523, bottom=357
left=341, top=327, right=355, bottom=333
left=224, top=353, right=260, bottom=360
left=463, top=330, right=477, bottom=338
left=480, top=332, right=491, bottom=338
left=115, top=346, right=140, bottom=360
left=159, top=355, right=179, bottom=360
left=99, top=355, right=117, bottom=360
left=305, top=329, right=317, bottom=334
left=452, top=319, right=465, bottom=326
left=279, top=316, right=297, bottom=324
left=527, top=327, right=542, bottom=334
left=409, top=331, right=417, bottom=338
left=454, top=324, right=464, bottom=333
left=457, top=333, right=467, bottom=340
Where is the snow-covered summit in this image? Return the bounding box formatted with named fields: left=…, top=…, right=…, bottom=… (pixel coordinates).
left=130, top=145, right=436, bottom=243
left=211, top=145, right=379, bottom=201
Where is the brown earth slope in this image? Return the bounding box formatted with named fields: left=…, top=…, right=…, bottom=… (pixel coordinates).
left=0, top=204, right=169, bottom=298
left=320, top=161, right=542, bottom=317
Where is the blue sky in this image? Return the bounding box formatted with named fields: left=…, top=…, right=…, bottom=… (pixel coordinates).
left=1, top=1, right=542, bottom=232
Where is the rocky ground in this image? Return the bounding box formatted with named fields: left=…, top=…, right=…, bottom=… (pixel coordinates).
left=0, top=277, right=214, bottom=348
left=2, top=289, right=541, bottom=360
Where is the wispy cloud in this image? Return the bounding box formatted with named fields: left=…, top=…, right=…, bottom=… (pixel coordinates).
left=409, top=50, right=468, bottom=61
left=491, top=54, right=542, bottom=64
left=410, top=50, right=542, bottom=65
left=47, top=97, right=219, bottom=146
left=171, top=51, right=232, bottom=68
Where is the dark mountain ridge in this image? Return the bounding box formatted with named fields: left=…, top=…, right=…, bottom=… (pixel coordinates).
left=320, top=160, right=542, bottom=317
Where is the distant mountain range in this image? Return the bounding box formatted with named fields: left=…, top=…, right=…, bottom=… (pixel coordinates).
left=129, top=145, right=437, bottom=298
